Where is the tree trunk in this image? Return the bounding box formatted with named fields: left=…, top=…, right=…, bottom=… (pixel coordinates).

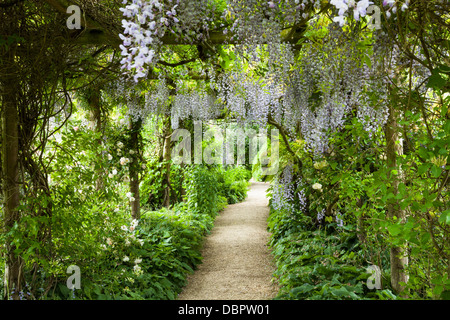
left=162, top=115, right=172, bottom=208
left=1, top=53, right=23, bottom=301
left=129, top=118, right=142, bottom=220
left=88, top=88, right=104, bottom=191
left=385, top=106, right=409, bottom=294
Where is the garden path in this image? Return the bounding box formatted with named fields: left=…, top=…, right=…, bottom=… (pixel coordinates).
left=177, top=181, right=279, bottom=300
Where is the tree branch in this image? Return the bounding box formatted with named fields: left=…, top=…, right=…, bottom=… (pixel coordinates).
left=157, top=57, right=197, bottom=67
left=267, top=114, right=303, bottom=169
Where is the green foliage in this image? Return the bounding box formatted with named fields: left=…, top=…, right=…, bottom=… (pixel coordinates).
left=41, top=164, right=251, bottom=300
left=0, top=113, right=253, bottom=300
left=268, top=204, right=395, bottom=300
left=268, top=90, right=450, bottom=300
left=182, top=165, right=250, bottom=216
left=216, top=166, right=251, bottom=204
left=183, top=165, right=220, bottom=217
left=44, top=205, right=215, bottom=300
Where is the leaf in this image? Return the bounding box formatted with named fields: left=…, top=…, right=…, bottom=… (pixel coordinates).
left=427, top=68, right=448, bottom=90
left=292, top=283, right=315, bottom=295
left=398, top=183, right=406, bottom=195
left=388, top=224, right=402, bottom=236
left=440, top=290, right=450, bottom=300
left=431, top=165, right=442, bottom=178
left=439, top=209, right=450, bottom=225
left=418, top=163, right=430, bottom=175
left=330, top=287, right=352, bottom=298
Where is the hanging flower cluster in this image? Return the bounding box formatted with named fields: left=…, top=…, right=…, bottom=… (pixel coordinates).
left=330, top=0, right=410, bottom=27
left=271, top=165, right=296, bottom=213
left=119, top=0, right=180, bottom=82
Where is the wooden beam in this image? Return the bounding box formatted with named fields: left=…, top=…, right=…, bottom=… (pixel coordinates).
left=44, top=0, right=309, bottom=49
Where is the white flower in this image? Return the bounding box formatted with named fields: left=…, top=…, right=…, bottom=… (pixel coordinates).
left=107, top=154, right=113, bottom=160
left=134, top=258, right=142, bottom=264
left=314, top=160, right=329, bottom=170
left=129, top=150, right=135, bottom=155
left=106, top=238, right=113, bottom=246
left=123, top=256, right=130, bottom=262
left=108, top=173, right=114, bottom=178
left=117, top=141, right=124, bottom=149
left=333, top=15, right=346, bottom=26
left=383, top=0, right=395, bottom=6
left=121, top=225, right=128, bottom=231
left=130, top=197, right=136, bottom=202
left=112, top=169, right=118, bottom=175
left=312, top=183, right=323, bottom=191
left=120, top=157, right=129, bottom=165
left=133, top=264, right=142, bottom=274
left=137, top=239, right=144, bottom=246
left=354, top=0, right=372, bottom=20
left=331, top=0, right=349, bottom=15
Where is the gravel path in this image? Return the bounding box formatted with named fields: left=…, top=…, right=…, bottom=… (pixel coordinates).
left=177, top=181, right=279, bottom=300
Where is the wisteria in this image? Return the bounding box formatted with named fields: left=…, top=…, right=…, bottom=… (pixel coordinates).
left=171, top=89, right=222, bottom=129
left=330, top=0, right=410, bottom=27
left=119, top=0, right=220, bottom=82
left=271, top=164, right=296, bottom=213
left=116, top=1, right=411, bottom=161
left=119, top=0, right=169, bottom=81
